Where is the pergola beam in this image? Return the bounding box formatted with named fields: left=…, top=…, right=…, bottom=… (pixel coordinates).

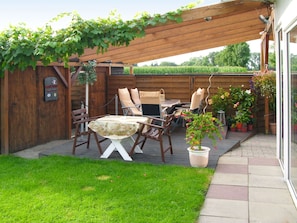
left=74, top=0, right=271, bottom=65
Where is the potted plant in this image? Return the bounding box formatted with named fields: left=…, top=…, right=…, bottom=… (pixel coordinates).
left=230, top=123, right=237, bottom=132
left=209, top=87, right=232, bottom=115
left=234, top=109, right=251, bottom=132
left=252, top=69, right=276, bottom=134
left=247, top=114, right=254, bottom=131
left=184, top=111, right=223, bottom=167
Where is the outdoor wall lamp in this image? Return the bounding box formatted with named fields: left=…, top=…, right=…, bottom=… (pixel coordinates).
left=204, top=16, right=212, bottom=22
left=259, top=14, right=270, bottom=24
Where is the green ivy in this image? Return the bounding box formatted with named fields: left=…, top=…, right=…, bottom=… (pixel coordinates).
left=0, top=3, right=198, bottom=77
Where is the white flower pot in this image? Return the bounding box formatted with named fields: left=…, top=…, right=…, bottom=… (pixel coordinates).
left=187, top=146, right=210, bottom=168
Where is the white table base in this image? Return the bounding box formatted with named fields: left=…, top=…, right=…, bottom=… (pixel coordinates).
left=100, top=136, right=142, bottom=161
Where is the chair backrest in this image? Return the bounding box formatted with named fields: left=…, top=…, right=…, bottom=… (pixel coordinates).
left=71, top=108, right=90, bottom=133
left=130, top=88, right=142, bottom=106
left=162, top=113, right=175, bottom=135
left=71, top=108, right=89, bottom=124
left=118, top=88, right=142, bottom=116
left=143, top=113, right=174, bottom=139
left=139, top=90, right=162, bottom=117
left=190, top=88, right=205, bottom=111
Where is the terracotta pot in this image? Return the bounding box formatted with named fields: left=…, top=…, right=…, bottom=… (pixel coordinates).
left=270, top=122, right=276, bottom=135
left=294, top=124, right=297, bottom=132
left=248, top=124, right=253, bottom=131
left=187, top=146, right=210, bottom=168
left=230, top=127, right=236, bottom=132
left=241, top=126, right=248, bottom=132
left=236, top=122, right=243, bottom=131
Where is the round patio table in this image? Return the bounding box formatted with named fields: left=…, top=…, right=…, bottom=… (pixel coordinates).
left=88, top=115, right=149, bottom=161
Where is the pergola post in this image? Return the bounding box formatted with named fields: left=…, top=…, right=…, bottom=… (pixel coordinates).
left=261, top=35, right=270, bottom=134
left=129, top=65, right=134, bottom=75
left=260, top=8, right=274, bottom=134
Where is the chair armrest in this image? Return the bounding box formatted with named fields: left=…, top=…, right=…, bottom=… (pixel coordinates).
left=137, top=121, right=165, bottom=130
left=145, top=116, right=166, bottom=122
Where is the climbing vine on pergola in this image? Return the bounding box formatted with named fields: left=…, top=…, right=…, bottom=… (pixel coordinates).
left=0, top=3, right=198, bottom=77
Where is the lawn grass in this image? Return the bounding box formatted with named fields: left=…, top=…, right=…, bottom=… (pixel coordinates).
left=0, top=155, right=213, bottom=223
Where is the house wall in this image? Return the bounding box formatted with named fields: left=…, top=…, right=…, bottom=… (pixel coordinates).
left=274, top=0, right=297, bottom=207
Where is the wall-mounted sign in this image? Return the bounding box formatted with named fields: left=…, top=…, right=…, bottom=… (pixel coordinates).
left=44, top=77, right=58, bottom=102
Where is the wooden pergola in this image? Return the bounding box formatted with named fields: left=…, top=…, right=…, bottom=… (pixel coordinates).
left=75, top=0, right=274, bottom=133
left=1, top=0, right=275, bottom=155
left=75, top=0, right=274, bottom=67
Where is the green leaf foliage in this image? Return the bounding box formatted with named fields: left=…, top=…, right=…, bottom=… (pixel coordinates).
left=124, top=66, right=248, bottom=74
left=76, top=60, right=98, bottom=85
left=0, top=3, right=201, bottom=77
left=216, top=43, right=251, bottom=67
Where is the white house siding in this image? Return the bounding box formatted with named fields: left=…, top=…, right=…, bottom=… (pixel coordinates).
left=275, top=0, right=297, bottom=207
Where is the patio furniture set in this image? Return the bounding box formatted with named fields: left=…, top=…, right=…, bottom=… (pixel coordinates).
left=71, top=87, right=205, bottom=162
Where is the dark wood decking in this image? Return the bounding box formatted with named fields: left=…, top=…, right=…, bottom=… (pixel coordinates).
left=39, top=127, right=254, bottom=169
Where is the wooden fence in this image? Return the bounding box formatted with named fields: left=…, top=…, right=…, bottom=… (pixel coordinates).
left=46, top=72, right=267, bottom=136
left=105, top=74, right=265, bottom=132
left=1, top=66, right=71, bottom=153
left=1, top=69, right=266, bottom=154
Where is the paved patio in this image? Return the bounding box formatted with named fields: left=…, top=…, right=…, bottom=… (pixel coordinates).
left=199, top=134, right=297, bottom=223
left=15, top=127, right=251, bottom=169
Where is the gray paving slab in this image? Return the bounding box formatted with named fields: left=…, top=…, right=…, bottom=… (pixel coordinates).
left=249, top=202, right=297, bottom=223
left=211, top=173, right=248, bottom=186
left=199, top=134, right=297, bottom=223
left=200, top=199, right=249, bottom=219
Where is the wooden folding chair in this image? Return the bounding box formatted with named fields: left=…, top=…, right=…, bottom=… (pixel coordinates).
left=129, top=114, right=174, bottom=162
left=118, top=88, right=142, bottom=116
left=189, top=88, right=205, bottom=113
left=71, top=108, right=106, bottom=155
left=130, top=88, right=142, bottom=111
left=172, top=88, right=205, bottom=131
left=139, top=90, right=163, bottom=117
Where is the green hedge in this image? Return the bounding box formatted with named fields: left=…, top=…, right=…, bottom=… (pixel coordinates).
left=123, top=66, right=248, bottom=75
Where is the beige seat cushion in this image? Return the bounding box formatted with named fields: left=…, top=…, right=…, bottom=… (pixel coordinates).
left=190, top=88, right=205, bottom=110
left=130, top=88, right=142, bottom=106
left=139, top=91, right=161, bottom=104
left=118, top=88, right=142, bottom=116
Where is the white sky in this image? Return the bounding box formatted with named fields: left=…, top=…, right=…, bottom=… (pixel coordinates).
left=0, top=0, right=261, bottom=65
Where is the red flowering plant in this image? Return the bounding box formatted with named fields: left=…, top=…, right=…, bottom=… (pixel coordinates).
left=230, top=85, right=255, bottom=125
left=209, top=85, right=255, bottom=127
left=252, top=69, right=276, bottom=117
left=184, top=111, right=223, bottom=150
left=230, top=86, right=255, bottom=112
left=252, top=70, right=276, bottom=99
